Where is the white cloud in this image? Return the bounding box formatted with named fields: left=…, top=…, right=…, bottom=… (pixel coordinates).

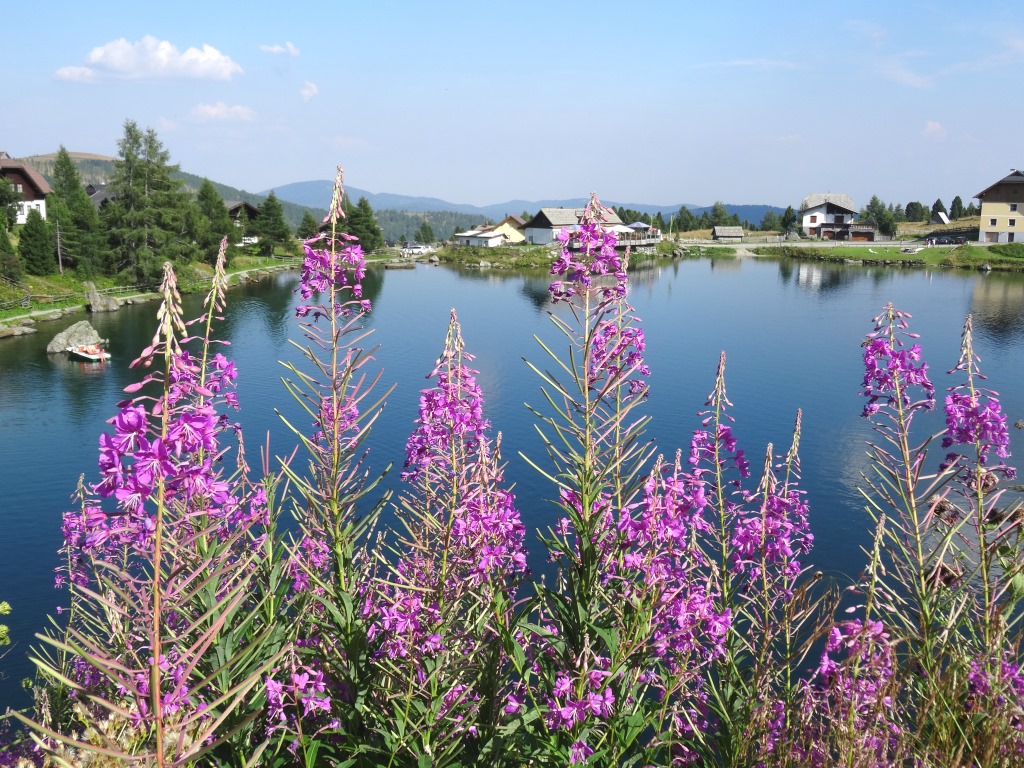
left=923, top=120, right=947, bottom=140
left=300, top=80, right=319, bottom=101
left=54, top=66, right=96, bottom=83
left=191, top=101, right=256, bottom=122
left=57, top=35, right=243, bottom=81
left=260, top=41, right=300, bottom=57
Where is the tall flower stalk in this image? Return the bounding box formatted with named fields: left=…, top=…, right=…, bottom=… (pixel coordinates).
left=853, top=304, right=1022, bottom=765
left=20, top=241, right=287, bottom=766
left=364, top=309, right=526, bottom=764
left=268, top=166, right=393, bottom=765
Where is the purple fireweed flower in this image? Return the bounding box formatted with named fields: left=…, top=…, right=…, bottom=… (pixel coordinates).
left=295, top=167, right=370, bottom=317
left=940, top=315, right=1015, bottom=479
left=964, top=651, right=1024, bottom=757
left=729, top=438, right=813, bottom=593
left=395, top=309, right=526, bottom=584
left=569, top=739, right=594, bottom=764
left=860, top=304, right=935, bottom=418
left=549, top=194, right=628, bottom=302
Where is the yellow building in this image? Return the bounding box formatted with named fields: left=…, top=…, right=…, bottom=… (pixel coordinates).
left=488, top=215, right=526, bottom=244
left=975, top=169, right=1024, bottom=244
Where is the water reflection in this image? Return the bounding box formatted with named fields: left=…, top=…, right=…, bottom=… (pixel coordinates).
left=971, top=273, right=1024, bottom=340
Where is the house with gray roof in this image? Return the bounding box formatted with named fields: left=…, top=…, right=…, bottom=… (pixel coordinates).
left=523, top=206, right=624, bottom=245
left=800, top=192, right=874, bottom=240
left=975, top=169, right=1024, bottom=243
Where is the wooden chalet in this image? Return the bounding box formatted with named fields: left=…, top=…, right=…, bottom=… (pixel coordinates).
left=227, top=201, right=260, bottom=223
left=0, top=152, right=52, bottom=224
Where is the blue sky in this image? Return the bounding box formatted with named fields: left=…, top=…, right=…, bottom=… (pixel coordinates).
left=4, top=1, right=1022, bottom=210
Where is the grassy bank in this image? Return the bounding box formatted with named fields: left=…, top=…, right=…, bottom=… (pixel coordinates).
left=0, top=253, right=299, bottom=323
left=753, top=242, right=1024, bottom=271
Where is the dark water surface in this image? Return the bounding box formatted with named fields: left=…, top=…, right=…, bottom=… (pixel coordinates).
left=2, top=257, right=1023, bottom=710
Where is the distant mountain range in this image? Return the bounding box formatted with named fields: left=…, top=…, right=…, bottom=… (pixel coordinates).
left=16, top=152, right=785, bottom=238
left=264, top=180, right=785, bottom=226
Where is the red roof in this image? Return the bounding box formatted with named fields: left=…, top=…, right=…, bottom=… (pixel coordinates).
left=0, top=152, right=52, bottom=196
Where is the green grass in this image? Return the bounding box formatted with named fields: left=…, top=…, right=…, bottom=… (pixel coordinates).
left=0, top=251, right=302, bottom=324
left=430, top=244, right=557, bottom=270
left=751, top=243, right=1024, bottom=271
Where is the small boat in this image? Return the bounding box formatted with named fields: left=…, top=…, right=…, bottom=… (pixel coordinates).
left=66, top=344, right=111, bottom=362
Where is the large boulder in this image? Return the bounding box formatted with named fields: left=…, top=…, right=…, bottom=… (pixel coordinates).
left=47, top=320, right=104, bottom=354
left=84, top=282, right=121, bottom=313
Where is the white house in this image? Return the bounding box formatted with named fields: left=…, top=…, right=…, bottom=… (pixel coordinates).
left=800, top=193, right=858, bottom=238
left=453, top=227, right=507, bottom=248
left=523, top=207, right=625, bottom=245
left=0, top=152, right=51, bottom=224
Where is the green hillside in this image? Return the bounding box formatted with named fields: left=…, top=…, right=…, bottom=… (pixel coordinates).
left=18, top=152, right=326, bottom=231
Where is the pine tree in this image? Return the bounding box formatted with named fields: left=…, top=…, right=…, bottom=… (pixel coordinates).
left=255, top=191, right=292, bottom=255
left=779, top=206, right=798, bottom=232
left=905, top=202, right=928, bottom=222
left=675, top=206, right=697, bottom=232
left=414, top=220, right=435, bottom=244
left=47, top=147, right=107, bottom=275
left=0, top=177, right=19, bottom=229
left=19, top=208, right=55, bottom=276
left=296, top=210, right=320, bottom=240
left=194, top=179, right=233, bottom=263
left=343, top=196, right=384, bottom=252
left=931, top=199, right=947, bottom=218
left=709, top=201, right=732, bottom=227
left=760, top=210, right=780, bottom=232
left=949, top=196, right=965, bottom=220
left=102, top=120, right=199, bottom=283
left=0, top=211, right=21, bottom=280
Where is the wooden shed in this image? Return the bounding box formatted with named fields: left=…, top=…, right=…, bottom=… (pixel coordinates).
left=711, top=226, right=744, bottom=242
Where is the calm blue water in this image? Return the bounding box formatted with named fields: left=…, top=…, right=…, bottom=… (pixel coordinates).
left=2, top=257, right=1023, bottom=710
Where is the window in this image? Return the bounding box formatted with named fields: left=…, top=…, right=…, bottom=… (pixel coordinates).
left=1011, top=203, right=1018, bottom=212
left=1010, top=219, right=1017, bottom=227
left=990, top=219, right=998, bottom=226
left=14, top=184, right=22, bottom=193
left=810, top=215, right=818, bottom=223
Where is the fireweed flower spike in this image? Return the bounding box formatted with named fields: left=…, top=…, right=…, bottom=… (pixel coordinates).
left=27, top=245, right=284, bottom=766
left=549, top=193, right=627, bottom=302
left=859, top=303, right=935, bottom=419
left=296, top=165, right=369, bottom=318
left=364, top=309, right=525, bottom=758
left=941, top=314, right=1013, bottom=477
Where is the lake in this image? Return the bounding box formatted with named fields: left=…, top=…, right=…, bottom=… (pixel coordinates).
left=2, top=255, right=1024, bottom=710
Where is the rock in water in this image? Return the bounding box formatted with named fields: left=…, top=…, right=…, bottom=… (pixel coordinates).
left=47, top=321, right=104, bottom=354
left=84, top=282, right=120, bottom=313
